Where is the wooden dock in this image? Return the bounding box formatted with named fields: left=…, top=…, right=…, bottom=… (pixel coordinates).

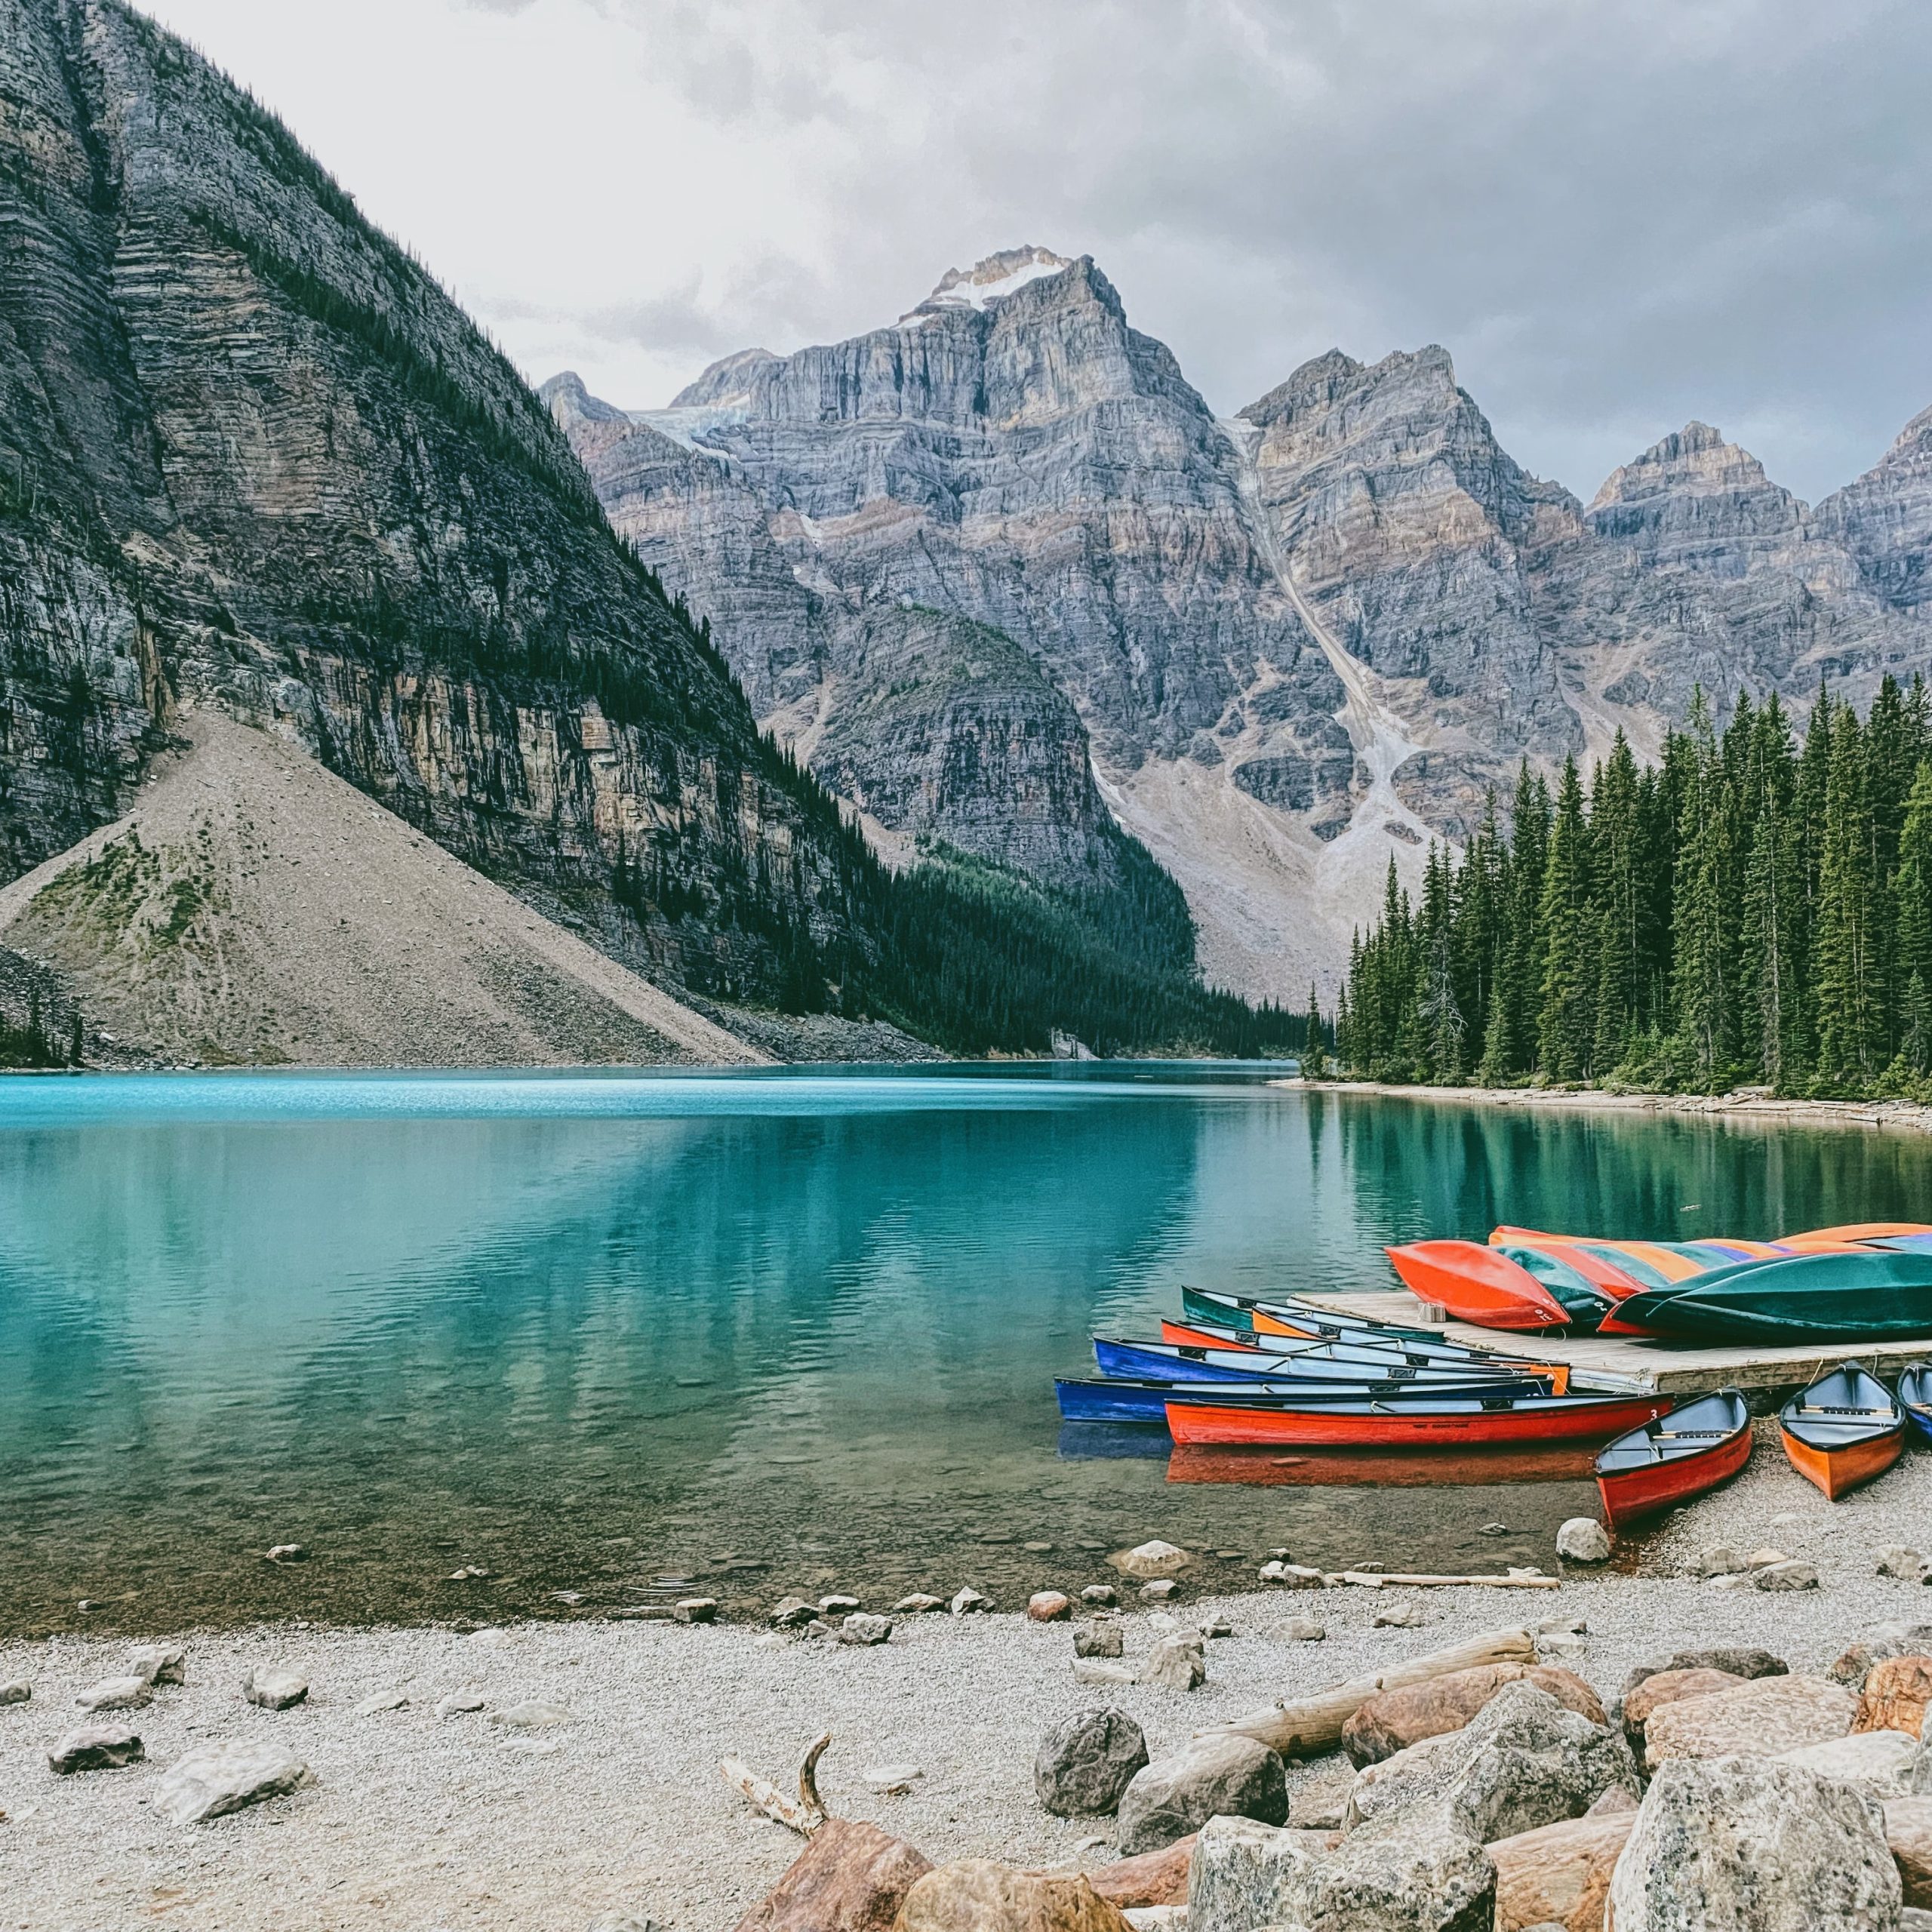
left=1303, top=1290, right=1932, bottom=1397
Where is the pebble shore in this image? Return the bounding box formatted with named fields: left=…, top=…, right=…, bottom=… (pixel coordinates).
left=2, top=1435, right=1926, bottom=1930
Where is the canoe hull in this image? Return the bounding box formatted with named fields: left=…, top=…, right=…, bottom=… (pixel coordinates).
left=1164, top=1393, right=1666, bottom=1448
left=1604, top=1250, right=1932, bottom=1344
left=1779, top=1423, right=1904, bottom=1500
left=1596, top=1422, right=1753, bottom=1527
left=1385, top=1241, right=1572, bottom=1331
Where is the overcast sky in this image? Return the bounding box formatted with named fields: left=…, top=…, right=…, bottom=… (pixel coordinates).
left=140, top=0, right=1932, bottom=504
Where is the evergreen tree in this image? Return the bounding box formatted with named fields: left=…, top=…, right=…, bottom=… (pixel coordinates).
left=1536, top=757, right=1595, bottom=1080
left=1814, top=706, right=1880, bottom=1087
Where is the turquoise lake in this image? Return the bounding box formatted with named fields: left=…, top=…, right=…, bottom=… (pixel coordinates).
left=5, top=1066, right=1931, bottom=1635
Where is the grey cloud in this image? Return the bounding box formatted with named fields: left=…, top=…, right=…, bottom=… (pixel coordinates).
left=577, top=0, right=1932, bottom=501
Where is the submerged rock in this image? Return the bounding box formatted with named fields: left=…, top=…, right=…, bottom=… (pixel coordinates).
left=1111, top=1542, right=1192, bottom=1581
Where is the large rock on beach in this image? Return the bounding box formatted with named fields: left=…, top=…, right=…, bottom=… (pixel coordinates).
left=1487, top=1810, right=1633, bottom=1932
left=1275, top=1801, right=1497, bottom=1932
left=155, top=1740, right=315, bottom=1824
left=1184, top=1816, right=1331, bottom=1932
left=1624, top=1647, right=1787, bottom=1698
left=1608, top=1755, right=1901, bottom=1930
left=1642, top=1672, right=1855, bottom=1768
left=127, top=1643, right=186, bottom=1687
left=893, top=1861, right=1131, bottom=1930
left=1138, top=1633, right=1206, bottom=1690
left=1034, top=1708, right=1149, bottom=1817
left=1342, top=1663, right=1605, bottom=1767
left=1084, top=1835, right=1196, bottom=1909
left=1113, top=1734, right=1287, bottom=1856
left=1779, top=1729, right=1922, bottom=1796
left=74, top=1675, right=150, bottom=1713
left=1620, top=1667, right=1745, bottom=1746
left=1555, top=1519, right=1611, bottom=1564
left=1858, top=1657, right=1932, bottom=1737
left=242, top=1666, right=310, bottom=1710
left=1075, top=1623, right=1124, bottom=1659
left=1888, top=1796, right=1932, bottom=1907
left=1346, top=1684, right=1636, bottom=1845
left=47, top=1724, right=143, bottom=1774
left=733, top=1817, right=934, bottom=1932
left=1832, top=1625, right=1932, bottom=1690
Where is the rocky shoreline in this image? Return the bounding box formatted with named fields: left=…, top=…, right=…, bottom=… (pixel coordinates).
left=6, top=1439, right=1932, bottom=1930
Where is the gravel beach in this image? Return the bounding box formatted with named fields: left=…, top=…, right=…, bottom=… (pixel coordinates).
left=3, top=1433, right=1928, bottom=1931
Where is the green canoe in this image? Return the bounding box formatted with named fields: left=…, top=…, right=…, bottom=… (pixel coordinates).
left=1604, top=1249, right=1932, bottom=1344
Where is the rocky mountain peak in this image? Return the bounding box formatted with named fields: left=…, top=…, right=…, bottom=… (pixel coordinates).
left=1584, top=421, right=1806, bottom=561
left=909, top=245, right=1078, bottom=317
left=1587, top=421, right=1785, bottom=513
left=669, top=346, right=783, bottom=411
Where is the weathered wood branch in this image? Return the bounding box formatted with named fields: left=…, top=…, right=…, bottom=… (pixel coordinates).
left=721, top=1730, right=833, bottom=1835
left=1205, top=1623, right=1538, bottom=1759
left=1333, top=1571, right=1561, bottom=1590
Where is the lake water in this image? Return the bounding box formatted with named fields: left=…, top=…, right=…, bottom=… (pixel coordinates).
left=5, top=1066, right=1930, bottom=1635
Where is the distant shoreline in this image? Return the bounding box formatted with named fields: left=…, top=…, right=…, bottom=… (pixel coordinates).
left=1278, top=1077, right=1932, bottom=1136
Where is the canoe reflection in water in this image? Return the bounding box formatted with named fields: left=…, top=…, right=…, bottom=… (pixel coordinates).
left=1056, top=1421, right=1174, bottom=1461
left=1162, top=1442, right=1598, bottom=1488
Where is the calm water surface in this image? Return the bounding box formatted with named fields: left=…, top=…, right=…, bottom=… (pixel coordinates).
left=5, top=1066, right=1930, bottom=1634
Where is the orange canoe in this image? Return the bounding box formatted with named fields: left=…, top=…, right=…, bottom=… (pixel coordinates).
left=1386, top=1241, right=1574, bottom=1331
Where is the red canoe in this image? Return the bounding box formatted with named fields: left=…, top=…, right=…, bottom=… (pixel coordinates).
left=1385, top=1241, right=1573, bottom=1330
left=1164, top=1391, right=1669, bottom=1447
left=1594, top=1389, right=1752, bottom=1527
left=1161, top=1318, right=1258, bottom=1349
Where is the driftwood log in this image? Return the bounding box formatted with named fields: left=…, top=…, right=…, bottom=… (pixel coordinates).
left=1332, top=1571, right=1561, bottom=1590
left=1206, top=1623, right=1539, bottom=1759
left=721, top=1730, right=832, bottom=1835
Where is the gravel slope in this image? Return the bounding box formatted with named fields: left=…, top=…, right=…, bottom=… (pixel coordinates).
left=4, top=1446, right=1930, bottom=1932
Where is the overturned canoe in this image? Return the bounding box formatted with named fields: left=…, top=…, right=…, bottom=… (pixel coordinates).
left=1094, top=1336, right=1537, bottom=1386
left=1386, top=1241, right=1614, bottom=1333
left=1600, top=1249, right=1932, bottom=1343
left=1595, top=1389, right=1753, bottom=1527
left=1163, top=1389, right=1668, bottom=1449
left=1057, top=1371, right=1555, bottom=1424
left=1779, top=1363, right=1905, bottom=1500
left=1160, top=1318, right=1260, bottom=1349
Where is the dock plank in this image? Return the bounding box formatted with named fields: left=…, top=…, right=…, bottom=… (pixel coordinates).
left=1301, top=1291, right=1932, bottom=1395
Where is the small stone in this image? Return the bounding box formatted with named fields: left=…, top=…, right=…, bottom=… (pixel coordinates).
left=1258, top=1561, right=1326, bottom=1589
left=1755, top=1559, right=1820, bottom=1592
left=608, top=1604, right=675, bottom=1621
left=467, top=1626, right=508, bottom=1646
left=1081, top=1586, right=1119, bottom=1607
left=1746, top=1546, right=1789, bottom=1569
left=1140, top=1579, right=1177, bottom=1601
left=1198, top=1616, right=1233, bottom=1639
left=1880, top=1547, right=1928, bottom=1580
left=1481, top=1522, right=1509, bottom=1536
left=435, top=1691, right=488, bottom=1718
left=447, top=1564, right=490, bottom=1581
left=75, top=1676, right=151, bottom=1713
left=0, top=1680, right=29, bottom=1705
left=242, top=1667, right=309, bottom=1710
left=1281, top=1616, right=1326, bottom=1641
left=864, top=1761, right=924, bottom=1794
left=1557, top=1518, right=1612, bottom=1563
left=354, top=1690, right=409, bottom=1715
left=584, top=1913, right=659, bottom=1932
left=1137, top=1633, right=1207, bottom=1690
left=48, top=1724, right=143, bottom=1774
left=1028, top=1592, right=1073, bottom=1623
left=263, top=1544, right=308, bottom=1564
left=1073, top=1660, right=1136, bottom=1687
left=126, top=1644, right=186, bottom=1687
left=549, top=1589, right=586, bottom=1605
left=1023, top=1541, right=1054, bottom=1553
left=1538, top=1631, right=1587, bottom=1658
left=491, top=1701, right=574, bottom=1730
left=1111, top=1540, right=1192, bottom=1580
left=950, top=1587, right=991, bottom=1616
left=818, top=1594, right=861, bottom=1617
left=892, top=1594, right=945, bottom=1614
left=155, top=1740, right=315, bottom=1825
left=771, top=1596, right=817, bottom=1629
left=1035, top=1706, right=1149, bottom=1816
left=1691, top=1543, right=1749, bottom=1578
left=673, top=1598, right=717, bottom=1623
left=1075, top=1622, right=1125, bottom=1659
left=804, top=1619, right=835, bottom=1638
left=1374, top=1601, right=1426, bottom=1628
left=838, top=1614, right=894, bottom=1646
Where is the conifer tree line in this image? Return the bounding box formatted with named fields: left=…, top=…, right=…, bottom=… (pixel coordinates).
left=1331, top=677, right=1932, bottom=1098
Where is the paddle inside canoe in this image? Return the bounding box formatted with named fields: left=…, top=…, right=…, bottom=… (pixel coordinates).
left=1595, top=1389, right=1753, bottom=1526
left=1779, top=1362, right=1906, bottom=1500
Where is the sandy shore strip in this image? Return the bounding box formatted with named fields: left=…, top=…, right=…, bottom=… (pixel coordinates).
left=1284, top=1076, right=1932, bottom=1136
left=3, top=1436, right=1927, bottom=1931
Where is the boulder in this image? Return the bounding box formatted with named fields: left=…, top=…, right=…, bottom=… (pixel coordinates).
left=127, top=1643, right=186, bottom=1687
left=155, top=1740, right=315, bottom=1824
left=1692, top=1545, right=1750, bottom=1578
left=1586, top=1783, right=1640, bottom=1816
left=1778, top=1729, right=1921, bottom=1796
left=893, top=1595, right=945, bottom=1615
left=1623, top=1647, right=1787, bottom=1699
left=1755, top=1559, right=1820, bottom=1592
left=1112, top=1542, right=1192, bottom=1581
left=1287, top=1758, right=1356, bottom=1830
left=1075, top=1623, right=1124, bottom=1660
left=0, top=1680, right=29, bottom=1705
left=1879, top=1548, right=1927, bottom=1581
left=1858, top=1657, right=1932, bottom=1737
left=1138, top=1635, right=1207, bottom=1691
left=1487, top=1810, right=1633, bottom=1932
left=1833, top=1624, right=1932, bottom=1690
left=1608, top=1755, right=1901, bottom=1930
left=1184, top=1816, right=1331, bottom=1932
left=1620, top=1667, right=1745, bottom=1746
left=75, top=1675, right=150, bottom=1713
left=1263, top=1801, right=1497, bottom=1932
left=1029, top=1593, right=1074, bottom=1623
left=950, top=1589, right=991, bottom=1617
left=1084, top=1835, right=1195, bottom=1909
left=732, top=1817, right=934, bottom=1932
left=1904, top=1913, right=1932, bottom=1930
left=893, top=1861, right=1132, bottom=1930
left=1887, top=1795, right=1932, bottom=1908
left=1555, top=1519, right=1611, bottom=1564
left=1281, top=1616, right=1327, bottom=1642
left=1114, top=1734, right=1288, bottom=1856
left=838, top=1615, right=894, bottom=1647
left=771, top=1597, right=817, bottom=1629
left=1342, top=1664, right=1607, bottom=1767
left=242, top=1667, right=309, bottom=1711
left=47, top=1724, right=143, bottom=1774
left=1347, top=1684, right=1637, bottom=1846
left=1259, top=1562, right=1327, bottom=1589
left=1035, top=1708, right=1149, bottom=1817
left=1643, top=1672, right=1856, bottom=1768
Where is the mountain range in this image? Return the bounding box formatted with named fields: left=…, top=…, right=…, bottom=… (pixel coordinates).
left=546, top=245, right=1932, bottom=1002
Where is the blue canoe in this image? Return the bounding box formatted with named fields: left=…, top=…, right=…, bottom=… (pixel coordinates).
left=1094, top=1335, right=1537, bottom=1387
left=1900, top=1362, right=1932, bottom=1445
left=1057, top=1371, right=1556, bottom=1424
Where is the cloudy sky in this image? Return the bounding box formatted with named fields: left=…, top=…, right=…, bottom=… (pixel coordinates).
left=141, top=0, right=1931, bottom=503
